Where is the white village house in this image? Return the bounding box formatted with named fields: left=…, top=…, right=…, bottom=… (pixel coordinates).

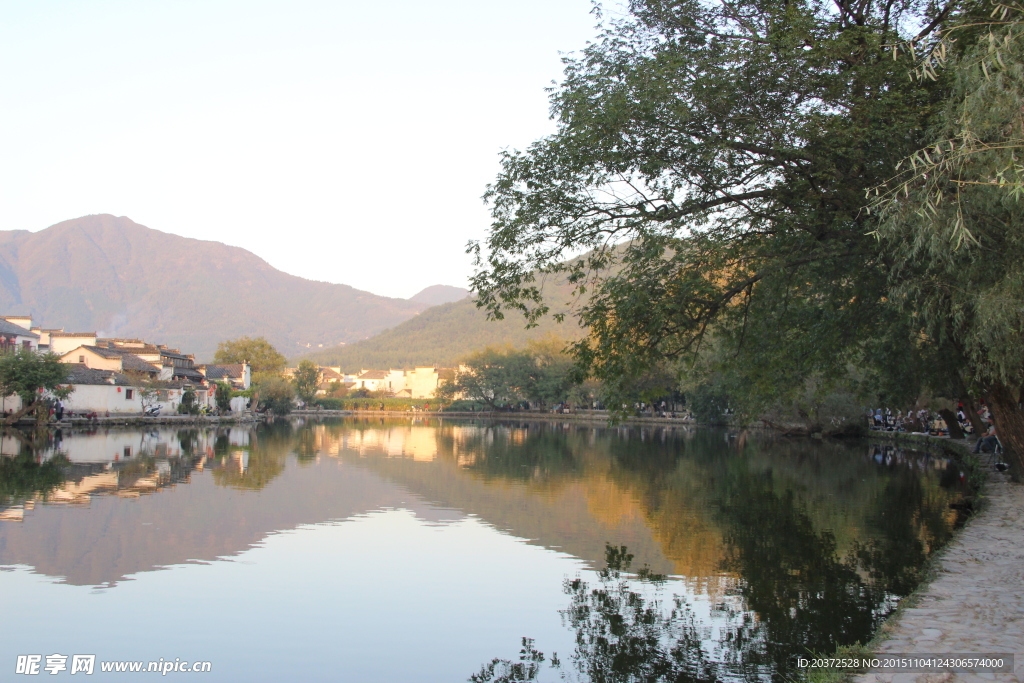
left=60, top=365, right=145, bottom=414
left=301, top=365, right=451, bottom=399
left=0, top=317, right=40, bottom=353
left=0, top=316, right=217, bottom=416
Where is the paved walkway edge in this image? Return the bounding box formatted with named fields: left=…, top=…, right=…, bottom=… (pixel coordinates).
left=854, top=436, right=1022, bottom=683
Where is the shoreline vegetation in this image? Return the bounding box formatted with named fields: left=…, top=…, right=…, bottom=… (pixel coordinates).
left=0, top=408, right=988, bottom=448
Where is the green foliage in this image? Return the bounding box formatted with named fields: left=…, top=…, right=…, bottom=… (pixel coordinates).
left=293, top=360, right=320, bottom=404
left=867, top=2, right=1024, bottom=471
left=466, top=425, right=964, bottom=682
left=873, top=4, right=1024, bottom=390
left=0, top=349, right=74, bottom=422
left=470, top=0, right=953, bottom=414
left=296, top=293, right=585, bottom=372
left=444, top=398, right=492, bottom=411
left=214, top=381, right=233, bottom=412
left=211, top=422, right=293, bottom=491
left=804, top=643, right=875, bottom=683
left=687, top=379, right=731, bottom=425
left=312, top=397, right=441, bottom=411
left=125, top=371, right=162, bottom=410
left=470, top=638, right=548, bottom=683
left=176, top=387, right=199, bottom=415
left=314, top=397, right=343, bottom=410
left=214, top=336, right=286, bottom=374
left=0, top=450, right=69, bottom=505
left=254, top=373, right=295, bottom=416
left=323, top=380, right=349, bottom=398
left=438, top=338, right=577, bottom=409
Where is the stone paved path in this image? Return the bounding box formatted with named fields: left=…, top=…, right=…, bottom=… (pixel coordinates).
left=855, top=470, right=1024, bottom=683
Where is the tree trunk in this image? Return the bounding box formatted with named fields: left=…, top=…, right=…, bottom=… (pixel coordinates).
left=985, top=383, right=1024, bottom=480
left=938, top=408, right=964, bottom=440
left=961, top=394, right=987, bottom=436
left=3, top=399, right=36, bottom=426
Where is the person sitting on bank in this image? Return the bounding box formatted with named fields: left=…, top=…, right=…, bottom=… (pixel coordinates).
left=972, top=423, right=1001, bottom=454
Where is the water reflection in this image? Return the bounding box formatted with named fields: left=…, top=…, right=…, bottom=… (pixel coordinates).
left=458, top=432, right=968, bottom=682
left=0, top=420, right=968, bottom=681
left=472, top=545, right=722, bottom=683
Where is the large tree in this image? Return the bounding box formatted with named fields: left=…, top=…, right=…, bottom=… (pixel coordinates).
left=293, top=360, right=321, bottom=404
left=439, top=339, right=576, bottom=409
left=214, top=336, right=286, bottom=374
left=872, top=3, right=1024, bottom=472
left=0, top=349, right=74, bottom=425
left=472, top=0, right=958, bottom=412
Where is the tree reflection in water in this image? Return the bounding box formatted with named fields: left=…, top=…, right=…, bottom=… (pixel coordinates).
left=472, top=544, right=719, bottom=683
left=0, top=446, right=68, bottom=507
left=472, top=453, right=963, bottom=683
left=211, top=421, right=294, bottom=490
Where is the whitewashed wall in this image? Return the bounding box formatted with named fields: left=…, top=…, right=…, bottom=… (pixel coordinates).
left=405, top=368, right=440, bottom=399
left=64, top=384, right=144, bottom=414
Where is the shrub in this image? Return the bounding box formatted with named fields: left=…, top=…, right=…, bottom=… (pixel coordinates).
left=177, top=387, right=199, bottom=415
left=214, top=382, right=233, bottom=412
left=688, top=382, right=731, bottom=425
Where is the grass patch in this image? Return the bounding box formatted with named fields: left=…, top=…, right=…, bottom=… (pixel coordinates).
left=799, top=643, right=874, bottom=683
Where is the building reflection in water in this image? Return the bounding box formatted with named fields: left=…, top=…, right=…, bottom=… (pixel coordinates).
left=0, top=426, right=254, bottom=516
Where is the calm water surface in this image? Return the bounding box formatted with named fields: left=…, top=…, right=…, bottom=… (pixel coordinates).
left=0, top=419, right=969, bottom=682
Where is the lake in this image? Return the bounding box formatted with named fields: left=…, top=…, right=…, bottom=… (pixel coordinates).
left=0, top=418, right=969, bottom=682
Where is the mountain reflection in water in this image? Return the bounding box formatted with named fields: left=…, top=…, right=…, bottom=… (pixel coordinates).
left=0, top=419, right=967, bottom=682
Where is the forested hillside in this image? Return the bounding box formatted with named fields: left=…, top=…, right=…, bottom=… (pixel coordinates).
left=297, top=285, right=586, bottom=370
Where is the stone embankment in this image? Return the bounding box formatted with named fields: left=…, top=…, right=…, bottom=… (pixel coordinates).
left=855, top=457, right=1023, bottom=683
left=292, top=408, right=697, bottom=426
left=16, top=413, right=266, bottom=427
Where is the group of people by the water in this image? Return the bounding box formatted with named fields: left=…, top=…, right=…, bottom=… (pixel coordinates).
left=868, top=404, right=1002, bottom=454
left=869, top=407, right=948, bottom=434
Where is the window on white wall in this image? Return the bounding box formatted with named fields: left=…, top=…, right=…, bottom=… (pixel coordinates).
left=125, top=389, right=134, bottom=400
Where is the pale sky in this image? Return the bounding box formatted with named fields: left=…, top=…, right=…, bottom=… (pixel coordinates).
left=0, top=0, right=599, bottom=299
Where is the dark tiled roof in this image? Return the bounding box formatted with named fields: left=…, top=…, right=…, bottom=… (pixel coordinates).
left=76, top=345, right=124, bottom=359
left=357, top=370, right=389, bottom=380
left=0, top=320, right=40, bottom=338
left=50, top=332, right=97, bottom=337
left=64, top=364, right=133, bottom=387
left=96, top=340, right=191, bottom=360
left=120, top=354, right=160, bottom=374
left=320, top=368, right=345, bottom=381
left=97, top=340, right=161, bottom=354
left=200, top=364, right=245, bottom=380
left=63, top=346, right=160, bottom=373
left=172, top=367, right=206, bottom=381
left=163, top=379, right=206, bottom=390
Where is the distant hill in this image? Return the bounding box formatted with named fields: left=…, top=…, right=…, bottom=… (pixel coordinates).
left=297, top=279, right=587, bottom=370
left=408, top=284, right=469, bottom=306
left=0, top=215, right=431, bottom=360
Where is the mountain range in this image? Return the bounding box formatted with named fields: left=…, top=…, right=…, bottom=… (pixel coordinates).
left=0, top=214, right=468, bottom=360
